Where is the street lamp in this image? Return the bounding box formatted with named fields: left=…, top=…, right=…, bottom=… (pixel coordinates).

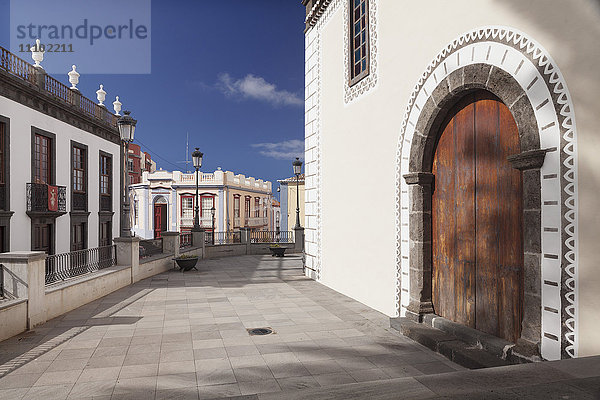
left=191, top=148, right=203, bottom=232
left=292, top=157, right=302, bottom=229
left=117, top=111, right=137, bottom=238
left=211, top=206, right=216, bottom=245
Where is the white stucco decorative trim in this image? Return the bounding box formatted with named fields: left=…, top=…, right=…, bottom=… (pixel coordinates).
left=303, top=0, right=344, bottom=280
left=343, top=0, right=378, bottom=104
left=395, top=26, right=578, bottom=360
left=304, top=0, right=379, bottom=280
left=305, top=0, right=333, bottom=26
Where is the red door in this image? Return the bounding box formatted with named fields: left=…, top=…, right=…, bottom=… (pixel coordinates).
left=432, top=90, right=523, bottom=343
left=154, top=204, right=167, bottom=238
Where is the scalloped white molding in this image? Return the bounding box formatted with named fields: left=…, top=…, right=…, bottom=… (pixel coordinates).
left=304, top=0, right=379, bottom=281
left=395, top=26, right=579, bottom=360
left=343, top=0, right=379, bottom=104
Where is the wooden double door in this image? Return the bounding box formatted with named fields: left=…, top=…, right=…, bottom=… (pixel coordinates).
left=432, top=91, right=523, bottom=343
left=154, top=204, right=167, bottom=239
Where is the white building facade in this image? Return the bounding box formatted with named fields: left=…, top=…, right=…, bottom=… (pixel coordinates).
left=131, top=169, right=273, bottom=239
left=303, top=0, right=600, bottom=360
left=0, top=46, right=122, bottom=255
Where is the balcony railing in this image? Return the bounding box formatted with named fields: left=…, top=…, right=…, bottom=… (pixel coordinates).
left=234, top=217, right=241, bottom=227
left=44, top=74, right=74, bottom=104
left=250, top=231, right=294, bottom=244
left=180, top=216, right=213, bottom=229
left=180, top=232, right=192, bottom=249
left=139, top=238, right=163, bottom=259
left=0, top=46, right=37, bottom=85
left=247, top=217, right=268, bottom=227
left=179, top=173, right=215, bottom=184
left=0, top=45, right=118, bottom=128
left=205, top=231, right=241, bottom=245
left=180, top=216, right=194, bottom=227
left=26, top=183, right=67, bottom=213
left=45, top=245, right=116, bottom=285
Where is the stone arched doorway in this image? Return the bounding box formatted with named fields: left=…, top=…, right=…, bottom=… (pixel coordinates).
left=431, top=90, right=523, bottom=343
left=395, top=27, right=579, bottom=360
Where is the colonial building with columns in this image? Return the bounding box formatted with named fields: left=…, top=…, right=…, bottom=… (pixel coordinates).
left=302, top=0, right=600, bottom=361
left=130, top=169, right=273, bottom=239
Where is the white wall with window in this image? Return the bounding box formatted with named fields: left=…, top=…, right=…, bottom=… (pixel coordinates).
left=0, top=95, right=120, bottom=254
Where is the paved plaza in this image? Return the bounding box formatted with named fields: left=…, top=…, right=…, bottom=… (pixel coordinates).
left=1, top=254, right=598, bottom=399
left=0, top=254, right=462, bottom=399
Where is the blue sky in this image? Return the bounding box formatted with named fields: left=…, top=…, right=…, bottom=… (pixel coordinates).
left=0, top=0, right=305, bottom=196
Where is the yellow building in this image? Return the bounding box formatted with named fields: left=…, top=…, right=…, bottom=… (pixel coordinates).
left=278, top=174, right=305, bottom=233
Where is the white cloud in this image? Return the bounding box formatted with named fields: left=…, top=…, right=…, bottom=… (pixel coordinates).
left=251, top=139, right=304, bottom=160
left=218, top=73, right=303, bottom=106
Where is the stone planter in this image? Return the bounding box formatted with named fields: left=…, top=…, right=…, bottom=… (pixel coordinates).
left=269, top=247, right=286, bottom=257
left=173, top=256, right=198, bottom=271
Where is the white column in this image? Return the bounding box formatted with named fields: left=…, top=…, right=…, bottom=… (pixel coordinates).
left=218, top=189, right=224, bottom=231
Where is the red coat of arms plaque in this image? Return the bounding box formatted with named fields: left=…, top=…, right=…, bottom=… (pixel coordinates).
left=48, top=185, right=58, bottom=211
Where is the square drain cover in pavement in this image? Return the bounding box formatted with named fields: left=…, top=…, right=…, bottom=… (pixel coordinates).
left=248, top=327, right=274, bottom=336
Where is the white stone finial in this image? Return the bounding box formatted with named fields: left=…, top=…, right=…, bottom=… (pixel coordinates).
left=96, top=84, right=106, bottom=106
left=30, top=39, right=44, bottom=68
left=113, top=96, right=122, bottom=116
left=68, top=65, right=80, bottom=90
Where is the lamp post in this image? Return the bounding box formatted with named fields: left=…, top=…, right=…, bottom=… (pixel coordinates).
left=191, top=148, right=203, bottom=232
left=292, top=157, right=303, bottom=229
left=211, top=206, right=216, bottom=245
left=117, top=111, right=137, bottom=238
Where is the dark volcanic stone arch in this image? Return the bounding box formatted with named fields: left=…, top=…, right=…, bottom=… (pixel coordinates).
left=395, top=27, right=579, bottom=360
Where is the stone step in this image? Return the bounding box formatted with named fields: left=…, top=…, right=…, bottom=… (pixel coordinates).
left=390, top=317, right=512, bottom=369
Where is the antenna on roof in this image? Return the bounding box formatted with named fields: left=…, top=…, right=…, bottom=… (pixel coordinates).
left=176, top=132, right=192, bottom=173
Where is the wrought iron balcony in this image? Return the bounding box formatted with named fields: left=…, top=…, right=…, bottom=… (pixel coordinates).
left=26, top=183, right=67, bottom=214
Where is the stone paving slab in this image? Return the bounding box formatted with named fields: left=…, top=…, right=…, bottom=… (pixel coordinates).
left=255, top=356, right=600, bottom=399
left=0, top=254, right=462, bottom=399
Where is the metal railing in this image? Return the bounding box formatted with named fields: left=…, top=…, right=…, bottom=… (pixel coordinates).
left=205, top=231, right=241, bottom=245
left=45, top=245, right=116, bottom=285
left=180, top=232, right=192, bottom=249
left=139, top=238, right=163, bottom=259
left=26, top=183, right=67, bottom=213
left=0, top=264, right=3, bottom=298
left=205, top=231, right=213, bottom=245
left=250, top=230, right=294, bottom=243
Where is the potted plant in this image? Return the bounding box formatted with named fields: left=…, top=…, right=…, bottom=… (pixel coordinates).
left=173, top=254, right=199, bottom=271
left=269, top=244, right=286, bottom=257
